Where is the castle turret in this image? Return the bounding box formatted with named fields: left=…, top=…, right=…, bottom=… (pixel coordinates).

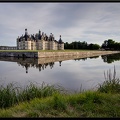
left=24, top=28, right=29, bottom=41
left=58, top=35, right=62, bottom=44
left=58, top=35, right=64, bottom=50
left=38, top=30, right=41, bottom=40
left=25, top=28, right=28, bottom=35
left=39, top=29, right=41, bottom=35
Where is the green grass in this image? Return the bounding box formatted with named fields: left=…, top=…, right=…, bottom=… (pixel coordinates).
left=98, top=66, right=120, bottom=93
left=0, top=91, right=119, bottom=117
left=0, top=82, right=61, bottom=109
left=0, top=67, right=120, bottom=117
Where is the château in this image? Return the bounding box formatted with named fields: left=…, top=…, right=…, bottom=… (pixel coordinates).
left=17, top=29, right=64, bottom=50
left=0, top=29, right=64, bottom=50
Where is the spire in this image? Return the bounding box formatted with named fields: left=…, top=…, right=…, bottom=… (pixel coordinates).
left=59, top=61, right=62, bottom=66
left=39, top=29, right=41, bottom=35
left=38, top=29, right=41, bottom=40
left=25, top=28, right=27, bottom=35
left=59, top=35, right=62, bottom=44
left=25, top=28, right=28, bottom=41
left=25, top=63, right=29, bottom=74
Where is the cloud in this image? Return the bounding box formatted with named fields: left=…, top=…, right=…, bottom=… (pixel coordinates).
left=0, top=3, right=120, bottom=46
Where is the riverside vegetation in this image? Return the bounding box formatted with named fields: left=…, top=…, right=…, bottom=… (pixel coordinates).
left=0, top=67, right=120, bottom=117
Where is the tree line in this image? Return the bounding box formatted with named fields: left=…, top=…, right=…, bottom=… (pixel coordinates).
left=64, top=41, right=100, bottom=50
left=64, top=39, right=120, bottom=50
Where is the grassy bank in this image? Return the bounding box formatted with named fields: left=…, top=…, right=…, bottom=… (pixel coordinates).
left=0, top=68, right=120, bottom=117
left=0, top=91, right=119, bottom=117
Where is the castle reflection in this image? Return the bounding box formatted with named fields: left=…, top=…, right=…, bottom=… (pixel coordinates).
left=0, top=56, right=65, bottom=73
left=18, top=61, right=57, bottom=73
left=1, top=53, right=119, bottom=74
left=15, top=58, right=63, bottom=73
left=0, top=55, right=92, bottom=73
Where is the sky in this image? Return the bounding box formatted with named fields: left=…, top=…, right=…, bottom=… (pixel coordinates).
left=0, top=2, right=120, bottom=46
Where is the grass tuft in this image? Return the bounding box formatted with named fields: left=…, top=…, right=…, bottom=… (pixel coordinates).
left=97, top=66, right=120, bottom=93
left=0, top=82, right=60, bottom=109
left=52, top=93, right=67, bottom=111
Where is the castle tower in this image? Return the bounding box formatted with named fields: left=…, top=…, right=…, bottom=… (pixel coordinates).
left=59, top=35, right=62, bottom=43
left=58, top=35, right=64, bottom=50
left=16, top=36, right=19, bottom=50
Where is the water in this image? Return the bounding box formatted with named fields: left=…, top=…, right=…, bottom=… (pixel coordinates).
left=0, top=53, right=120, bottom=92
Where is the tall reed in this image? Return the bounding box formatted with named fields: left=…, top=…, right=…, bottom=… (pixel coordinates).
left=0, top=82, right=60, bottom=109
left=97, top=66, right=120, bottom=93
left=0, top=66, right=120, bottom=109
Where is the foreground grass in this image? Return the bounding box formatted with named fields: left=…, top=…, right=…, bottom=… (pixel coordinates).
left=0, top=91, right=119, bottom=117
left=0, top=67, right=120, bottom=117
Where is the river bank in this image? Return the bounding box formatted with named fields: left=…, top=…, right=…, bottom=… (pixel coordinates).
left=0, top=50, right=120, bottom=117
left=0, top=71, right=119, bottom=117
left=0, top=50, right=120, bottom=58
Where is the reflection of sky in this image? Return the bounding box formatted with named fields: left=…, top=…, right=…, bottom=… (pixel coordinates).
left=0, top=56, right=120, bottom=92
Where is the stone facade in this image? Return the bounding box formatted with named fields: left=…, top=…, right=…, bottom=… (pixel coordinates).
left=16, top=29, right=64, bottom=50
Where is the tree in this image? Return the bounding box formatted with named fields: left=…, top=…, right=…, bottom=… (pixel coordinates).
left=107, top=39, right=115, bottom=50
left=88, top=43, right=100, bottom=50
left=93, top=44, right=100, bottom=50
left=101, top=39, right=120, bottom=50
left=64, top=42, right=69, bottom=49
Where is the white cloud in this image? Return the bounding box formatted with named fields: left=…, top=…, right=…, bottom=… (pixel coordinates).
left=0, top=3, right=120, bottom=46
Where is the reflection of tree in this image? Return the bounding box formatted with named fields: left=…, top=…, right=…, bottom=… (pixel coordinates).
left=74, top=57, right=87, bottom=61
left=101, top=53, right=120, bottom=63
left=89, top=56, right=99, bottom=59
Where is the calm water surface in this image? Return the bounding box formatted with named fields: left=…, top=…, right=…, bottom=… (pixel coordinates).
left=0, top=53, right=120, bottom=92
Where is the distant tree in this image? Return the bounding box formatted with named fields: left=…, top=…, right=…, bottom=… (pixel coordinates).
left=107, top=39, right=115, bottom=50
left=64, top=42, right=69, bottom=49
left=114, top=42, right=120, bottom=50
left=101, top=40, right=108, bottom=49
left=88, top=43, right=100, bottom=50
left=101, top=39, right=120, bottom=50
left=93, top=44, right=100, bottom=50
left=64, top=40, right=99, bottom=50
left=81, top=41, right=88, bottom=49
left=88, top=43, right=93, bottom=50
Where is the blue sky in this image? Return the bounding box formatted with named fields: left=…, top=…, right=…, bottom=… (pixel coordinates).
left=0, top=2, right=120, bottom=46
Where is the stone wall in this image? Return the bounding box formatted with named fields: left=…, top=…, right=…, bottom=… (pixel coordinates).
left=38, top=51, right=120, bottom=58
left=0, top=52, right=38, bottom=58
left=0, top=51, right=120, bottom=58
